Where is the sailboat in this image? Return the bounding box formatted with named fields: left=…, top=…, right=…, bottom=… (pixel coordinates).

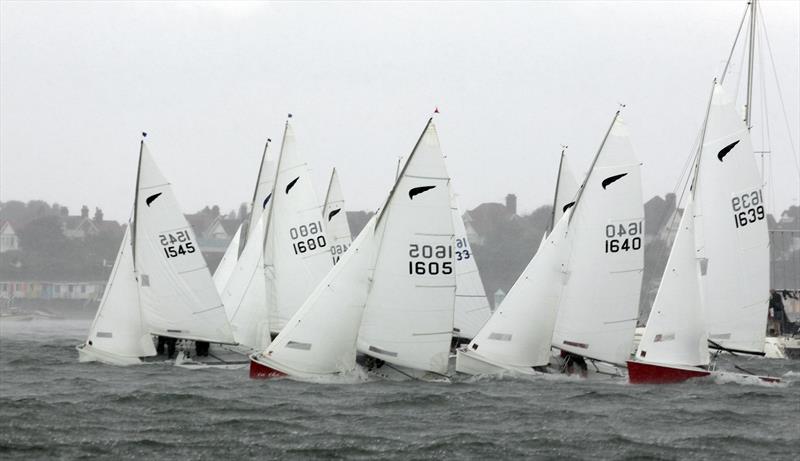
left=213, top=223, right=241, bottom=293
left=628, top=82, right=778, bottom=384
left=78, top=139, right=236, bottom=365
left=450, top=190, right=491, bottom=344
left=322, top=168, right=353, bottom=265
left=250, top=118, right=456, bottom=380
left=457, top=113, right=642, bottom=376
left=550, top=113, right=644, bottom=374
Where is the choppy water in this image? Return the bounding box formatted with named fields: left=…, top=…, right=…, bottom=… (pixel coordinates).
left=1, top=319, right=798, bottom=460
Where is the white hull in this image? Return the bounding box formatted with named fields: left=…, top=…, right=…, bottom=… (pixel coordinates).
left=763, top=337, right=787, bottom=359
left=455, top=348, right=539, bottom=376
left=76, top=343, right=145, bottom=366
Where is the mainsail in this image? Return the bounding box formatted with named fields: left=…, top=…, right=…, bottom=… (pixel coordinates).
left=551, top=114, right=644, bottom=366
left=134, top=142, right=235, bottom=344
left=323, top=168, right=353, bottom=265
left=265, top=122, right=333, bottom=332
left=696, top=83, right=769, bottom=353
left=81, top=225, right=156, bottom=363
left=451, top=189, right=491, bottom=340
left=357, top=119, right=456, bottom=375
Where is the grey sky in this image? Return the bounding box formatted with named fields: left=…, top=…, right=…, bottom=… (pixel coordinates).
left=1, top=1, right=798, bottom=222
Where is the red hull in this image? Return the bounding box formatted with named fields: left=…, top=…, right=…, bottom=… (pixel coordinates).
left=627, top=360, right=710, bottom=384
left=249, top=358, right=287, bottom=379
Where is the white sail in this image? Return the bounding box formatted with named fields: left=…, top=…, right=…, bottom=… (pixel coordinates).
left=451, top=190, right=490, bottom=340
left=358, top=120, right=456, bottom=375
left=551, top=115, right=644, bottom=365
left=457, top=211, right=571, bottom=373
left=135, top=143, right=235, bottom=344
left=636, top=197, right=709, bottom=366
left=213, top=223, right=241, bottom=293
left=265, top=122, right=333, bottom=332
left=254, top=217, right=376, bottom=376
left=552, top=152, right=579, bottom=231
left=220, top=211, right=270, bottom=351
left=323, top=168, right=353, bottom=265
left=81, top=225, right=156, bottom=363
left=696, top=83, right=769, bottom=353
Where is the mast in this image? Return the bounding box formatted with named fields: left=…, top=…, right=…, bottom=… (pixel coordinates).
left=689, top=79, right=719, bottom=197
left=131, top=138, right=145, bottom=269
left=568, top=111, right=619, bottom=225
left=745, top=0, right=757, bottom=129
left=262, top=119, right=290, bottom=248
left=323, top=168, right=336, bottom=210
left=250, top=138, right=271, bottom=222
left=549, top=147, right=567, bottom=233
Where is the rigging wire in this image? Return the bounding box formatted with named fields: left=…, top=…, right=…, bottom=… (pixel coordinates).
left=720, top=2, right=751, bottom=86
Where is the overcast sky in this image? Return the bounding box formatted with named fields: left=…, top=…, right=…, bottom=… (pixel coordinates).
left=2, top=1, right=798, bottom=222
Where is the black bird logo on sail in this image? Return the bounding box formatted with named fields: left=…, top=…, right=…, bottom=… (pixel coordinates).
left=285, top=177, right=300, bottom=194
left=601, top=173, right=628, bottom=190
left=409, top=185, right=437, bottom=200
left=717, top=140, right=740, bottom=162
left=562, top=201, right=576, bottom=212
left=327, top=208, right=341, bottom=221
left=145, top=193, right=162, bottom=207
left=262, top=193, right=272, bottom=209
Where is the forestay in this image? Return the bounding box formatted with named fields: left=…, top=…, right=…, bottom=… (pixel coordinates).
left=695, top=84, right=769, bottom=353
left=323, top=168, right=353, bottom=265
left=84, top=225, right=156, bottom=360
left=635, top=197, right=709, bottom=366
left=358, top=120, right=456, bottom=375
left=220, top=211, right=271, bottom=351
left=135, top=143, right=235, bottom=344
left=265, top=122, right=333, bottom=333
left=451, top=189, right=491, bottom=340
left=551, top=115, right=644, bottom=365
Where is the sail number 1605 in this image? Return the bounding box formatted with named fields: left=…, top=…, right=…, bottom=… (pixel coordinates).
left=408, top=244, right=453, bottom=275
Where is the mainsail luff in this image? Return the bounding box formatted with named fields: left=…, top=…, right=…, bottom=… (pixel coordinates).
left=213, top=223, right=242, bottom=293
left=323, top=168, right=353, bottom=265
left=550, top=150, right=579, bottom=233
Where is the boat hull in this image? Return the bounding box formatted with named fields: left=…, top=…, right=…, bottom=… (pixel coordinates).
left=627, top=360, right=710, bottom=384
left=76, top=344, right=144, bottom=366
left=249, top=355, right=288, bottom=379
left=455, top=349, right=538, bottom=376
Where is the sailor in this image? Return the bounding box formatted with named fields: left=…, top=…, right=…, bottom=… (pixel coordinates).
left=561, top=350, right=588, bottom=378
left=195, top=341, right=210, bottom=357
left=769, top=289, right=787, bottom=336
left=156, top=336, right=167, bottom=355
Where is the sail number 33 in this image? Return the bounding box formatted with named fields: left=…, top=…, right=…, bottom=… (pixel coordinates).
left=732, top=189, right=764, bottom=228
left=159, top=230, right=196, bottom=258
